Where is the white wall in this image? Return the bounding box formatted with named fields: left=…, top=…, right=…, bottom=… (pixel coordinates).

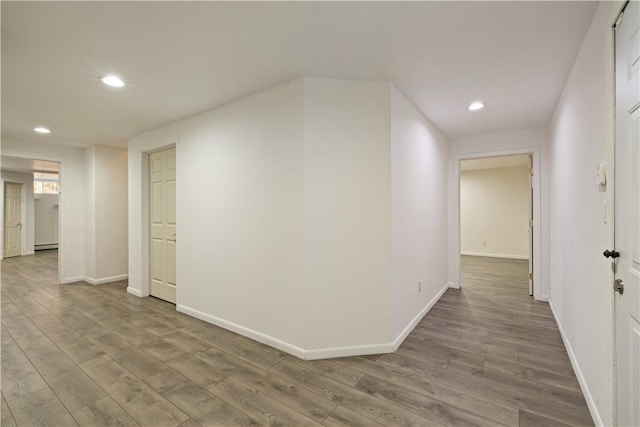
left=390, top=87, right=449, bottom=344
left=180, top=79, right=306, bottom=349
left=1, top=170, right=35, bottom=256
left=84, top=147, right=96, bottom=279
left=94, top=145, right=128, bottom=281
left=85, top=145, right=129, bottom=283
left=1, top=139, right=85, bottom=283
left=129, top=79, right=307, bottom=352
left=129, top=77, right=450, bottom=359
left=460, top=166, right=529, bottom=259
left=548, top=2, right=623, bottom=425
left=34, top=194, right=59, bottom=247
left=304, top=78, right=392, bottom=353
left=448, top=127, right=548, bottom=298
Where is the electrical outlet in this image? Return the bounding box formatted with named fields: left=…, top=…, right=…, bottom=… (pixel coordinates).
left=418, top=281, right=422, bottom=293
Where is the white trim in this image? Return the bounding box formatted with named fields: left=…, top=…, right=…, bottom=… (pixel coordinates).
left=35, top=244, right=58, bottom=250
left=127, top=287, right=143, bottom=297
left=24, top=251, right=35, bottom=256
left=178, top=303, right=394, bottom=361
left=391, top=282, right=449, bottom=351
left=461, top=251, right=529, bottom=260
left=177, top=281, right=449, bottom=361
left=304, top=343, right=392, bottom=361
left=83, top=274, right=128, bottom=285
left=452, top=147, right=543, bottom=300
left=549, top=298, right=600, bottom=426
left=177, top=304, right=308, bottom=359
left=60, top=274, right=128, bottom=285
left=538, top=294, right=549, bottom=302
left=448, top=281, right=459, bottom=289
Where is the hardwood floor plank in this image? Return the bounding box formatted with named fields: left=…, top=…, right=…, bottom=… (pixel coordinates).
left=162, top=382, right=226, bottom=425
left=270, top=360, right=442, bottom=427
left=166, top=353, right=229, bottom=388
left=239, top=372, right=337, bottom=423
left=1, top=395, right=18, bottom=427
left=322, top=405, right=384, bottom=427
left=6, top=387, right=77, bottom=427
left=86, top=332, right=166, bottom=379
left=71, top=396, right=139, bottom=427
left=518, top=409, right=571, bottom=427
left=143, top=340, right=187, bottom=362
left=337, top=355, right=518, bottom=426
left=2, top=316, right=54, bottom=352
left=196, top=403, right=262, bottom=427
left=0, top=331, right=48, bottom=402
left=483, top=357, right=581, bottom=392
left=354, top=374, right=504, bottom=427
left=48, top=365, right=107, bottom=411
left=81, top=355, right=189, bottom=427
left=209, top=376, right=323, bottom=427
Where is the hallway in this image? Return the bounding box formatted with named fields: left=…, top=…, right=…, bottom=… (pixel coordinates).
left=1, top=252, right=592, bottom=426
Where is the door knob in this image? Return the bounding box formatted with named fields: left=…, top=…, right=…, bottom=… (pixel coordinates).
left=603, top=249, right=620, bottom=258
left=614, top=278, right=624, bottom=294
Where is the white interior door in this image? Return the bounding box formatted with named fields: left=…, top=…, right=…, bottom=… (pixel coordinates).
left=3, top=182, right=22, bottom=258
left=614, top=1, right=640, bottom=425
left=149, top=147, right=177, bottom=304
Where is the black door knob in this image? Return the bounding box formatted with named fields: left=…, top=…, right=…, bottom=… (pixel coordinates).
left=603, top=249, right=620, bottom=258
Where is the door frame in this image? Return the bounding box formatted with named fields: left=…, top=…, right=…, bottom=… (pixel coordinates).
left=452, top=147, right=543, bottom=300
left=0, top=158, right=65, bottom=284
left=3, top=181, right=26, bottom=257
left=134, top=143, right=177, bottom=299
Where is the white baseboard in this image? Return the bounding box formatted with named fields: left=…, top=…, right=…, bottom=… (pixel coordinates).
left=23, top=251, right=35, bottom=256
left=83, top=274, right=128, bottom=285
left=448, top=281, right=459, bottom=289
left=177, top=304, right=308, bottom=359
left=35, top=244, right=58, bottom=250
left=127, top=287, right=143, bottom=297
left=178, top=282, right=448, bottom=361
left=304, top=343, right=392, bottom=360
left=461, top=251, right=528, bottom=260
left=549, top=299, right=600, bottom=426
left=538, top=294, right=549, bottom=302
left=391, top=282, right=449, bottom=351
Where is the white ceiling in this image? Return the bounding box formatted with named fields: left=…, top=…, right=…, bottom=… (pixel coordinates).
left=1, top=1, right=597, bottom=149
left=460, top=154, right=530, bottom=171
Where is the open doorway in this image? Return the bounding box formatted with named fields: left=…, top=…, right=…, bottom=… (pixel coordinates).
left=1, top=156, right=61, bottom=276
left=458, top=154, right=534, bottom=299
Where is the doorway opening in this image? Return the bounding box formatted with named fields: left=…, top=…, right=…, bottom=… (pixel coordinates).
left=458, top=154, right=533, bottom=300
left=1, top=156, right=62, bottom=282
left=453, top=148, right=542, bottom=301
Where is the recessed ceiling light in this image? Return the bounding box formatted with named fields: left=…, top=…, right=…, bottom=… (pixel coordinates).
left=33, top=127, right=51, bottom=134
left=468, top=101, right=485, bottom=111
left=101, top=75, right=125, bottom=88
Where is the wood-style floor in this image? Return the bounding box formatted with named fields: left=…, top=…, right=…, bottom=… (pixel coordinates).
left=1, top=251, right=593, bottom=426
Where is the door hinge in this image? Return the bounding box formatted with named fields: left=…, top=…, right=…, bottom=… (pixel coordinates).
left=528, top=166, right=533, bottom=176
left=529, top=220, right=534, bottom=228
left=529, top=272, right=533, bottom=280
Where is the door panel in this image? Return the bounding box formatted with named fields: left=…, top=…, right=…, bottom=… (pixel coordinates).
left=3, top=182, right=22, bottom=258
left=149, top=146, right=177, bottom=303
left=614, top=1, right=640, bottom=425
